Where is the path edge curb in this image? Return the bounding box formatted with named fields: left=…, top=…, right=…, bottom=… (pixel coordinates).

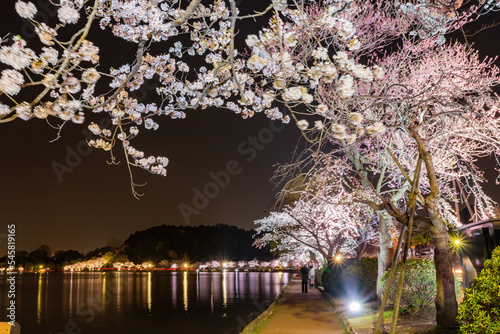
left=318, top=286, right=358, bottom=334
left=239, top=275, right=296, bottom=334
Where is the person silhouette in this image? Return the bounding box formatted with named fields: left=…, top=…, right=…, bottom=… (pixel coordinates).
left=308, top=261, right=316, bottom=289
left=300, top=264, right=310, bottom=293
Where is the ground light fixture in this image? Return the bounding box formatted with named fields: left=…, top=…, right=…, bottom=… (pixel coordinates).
left=349, top=301, right=361, bottom=312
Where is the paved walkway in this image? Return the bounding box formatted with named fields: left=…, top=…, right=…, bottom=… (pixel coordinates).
left=259, top=277, right=343, bottom=334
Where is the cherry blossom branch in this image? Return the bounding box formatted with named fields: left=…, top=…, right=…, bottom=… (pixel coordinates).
left=87, top=40, right=147, bottom=109
left=118, top=122, right=145, bottom=199
left=171, top=0, right=203, bottom=27
left=386, top=147, right=426, bottom=204
left=236, top=3, right=274, bottom=19
left=287, top=211, right=331, bottom=247
left=30, top=0, right=99, bottom=108
left=228, top=0, right=245, bottom=100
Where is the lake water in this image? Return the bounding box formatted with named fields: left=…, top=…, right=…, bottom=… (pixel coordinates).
left=0, top=271, right=293, bottom=334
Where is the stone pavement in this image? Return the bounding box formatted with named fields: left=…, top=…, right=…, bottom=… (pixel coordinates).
left=258, top=277, right=343, bottom=334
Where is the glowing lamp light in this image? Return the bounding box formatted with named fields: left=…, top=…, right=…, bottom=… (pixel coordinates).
left=451, top=234, right=465, bottom=249
left=349, top=302, right=361, bottom=312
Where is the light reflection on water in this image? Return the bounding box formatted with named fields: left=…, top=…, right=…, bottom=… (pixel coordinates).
left=36, top=273, right=42, bottom=324
left=222, top=271, right=228, bottom=309
left=183, top=271, right=188, bottom=312
left=1, top=271, right=292, bottom=334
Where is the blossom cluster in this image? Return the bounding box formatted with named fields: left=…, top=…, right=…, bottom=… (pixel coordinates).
left=63, top=257, right=289, bottom=271
left=237, top=0, right=401, bottom=146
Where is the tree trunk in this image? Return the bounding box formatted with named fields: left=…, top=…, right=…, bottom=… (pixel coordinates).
left=411, top=129, right=458, bottom=327
left=356, top=242, right=367, bottom=261
left=377, top=213, right=395, bottom=301
left=428, top=199, right=458, bottom=327
left=348, top=147, right=395, bottom=300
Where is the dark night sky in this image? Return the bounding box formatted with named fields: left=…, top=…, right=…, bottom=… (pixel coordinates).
left=0, top=2, right=499, bottom=254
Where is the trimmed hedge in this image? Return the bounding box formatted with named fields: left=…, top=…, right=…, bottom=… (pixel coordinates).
left=340, top=257, right=378, bottom=297
left=321, top=265, right=343, bottom=293
left=321, top=258, right=355, bottom=293
left=379, top=258, right=460, bottom=315
left=457, top=246, right=500, bottom=333
left=315, top=267, right=325, bottom=286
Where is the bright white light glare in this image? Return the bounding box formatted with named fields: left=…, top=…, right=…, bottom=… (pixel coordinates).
left=349, top=302, right=361, bottom=312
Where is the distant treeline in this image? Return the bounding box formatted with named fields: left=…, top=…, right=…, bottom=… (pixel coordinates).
left=124, top=224, right=271, bottom=263
left=1, top=224, right=271, bottom=270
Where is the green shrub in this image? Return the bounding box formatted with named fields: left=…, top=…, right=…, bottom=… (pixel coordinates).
left=340, top=257, right=378, bottom=297
left=315, top=267, right=325, bottom=286
left=321, top=258, right=354, bottom=293
left=321, top=265, right=342, bottom=293
left=457, top=246, right=500, bottom=334
left=379, top=258, right=460, bottom=315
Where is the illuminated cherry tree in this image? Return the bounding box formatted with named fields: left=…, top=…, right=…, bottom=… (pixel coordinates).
left=271, top=41, right=499, bottom=325
left=112, top=261, right=126, bottom=270
left=254, top=190, right=378, bottom=265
